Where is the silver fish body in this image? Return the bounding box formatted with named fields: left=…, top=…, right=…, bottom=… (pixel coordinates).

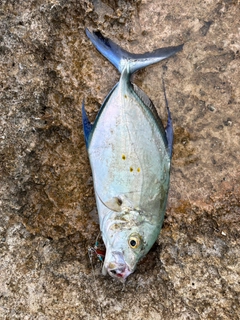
left=83, top=29, right=183, bottom=281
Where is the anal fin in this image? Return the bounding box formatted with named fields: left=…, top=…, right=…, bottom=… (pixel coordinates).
left=82, top=100, right=92, bottom=148
left=162, top=79, right=173, bottom=158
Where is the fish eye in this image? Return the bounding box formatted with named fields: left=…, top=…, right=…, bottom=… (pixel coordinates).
left=128, top=234, right=141, bottom=249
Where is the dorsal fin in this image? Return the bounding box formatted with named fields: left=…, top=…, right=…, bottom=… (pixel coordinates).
left=131, top=84, right=168, bottom=148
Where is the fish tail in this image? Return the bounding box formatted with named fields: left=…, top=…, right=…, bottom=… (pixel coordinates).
left=85, top=28, right=183, bottom=76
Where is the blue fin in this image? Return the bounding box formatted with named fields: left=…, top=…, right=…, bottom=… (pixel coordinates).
left=86, top=28, right=183, bottom=75
left=82, top=100, right=92, bottom=148
left=162, top=78, right=173, bottom=158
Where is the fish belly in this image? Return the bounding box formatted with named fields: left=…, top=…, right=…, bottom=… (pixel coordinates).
left=88, top=85, right=170, bottom=223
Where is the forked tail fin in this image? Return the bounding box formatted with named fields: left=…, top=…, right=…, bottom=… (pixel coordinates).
left=86, top=28, right=183, bottom=76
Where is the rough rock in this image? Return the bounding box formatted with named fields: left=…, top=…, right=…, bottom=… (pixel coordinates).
left=0, top=0, right=239, bottom=319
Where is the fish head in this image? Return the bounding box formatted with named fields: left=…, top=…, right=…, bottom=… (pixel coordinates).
left=101, top=208, right=162, bottom=281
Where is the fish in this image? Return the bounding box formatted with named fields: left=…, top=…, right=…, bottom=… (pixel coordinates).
left=82, top=28, right=183, bottom=281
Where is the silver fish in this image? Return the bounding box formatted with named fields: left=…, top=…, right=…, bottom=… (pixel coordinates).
left=83, top=29, right=183, bottom=281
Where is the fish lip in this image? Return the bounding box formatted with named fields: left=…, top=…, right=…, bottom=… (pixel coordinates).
left=103, top=250, right=133, bottom=281
left=106, top=263, right=133, bottom=281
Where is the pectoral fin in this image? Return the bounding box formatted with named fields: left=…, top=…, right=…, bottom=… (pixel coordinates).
left=97, top=193, right=134, bottom=212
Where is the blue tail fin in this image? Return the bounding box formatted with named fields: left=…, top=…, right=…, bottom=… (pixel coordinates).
left=86, top=28, right=183, bottom=75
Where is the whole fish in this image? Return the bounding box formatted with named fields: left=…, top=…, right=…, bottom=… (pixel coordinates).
left=83, top=29, right=183, bottom=281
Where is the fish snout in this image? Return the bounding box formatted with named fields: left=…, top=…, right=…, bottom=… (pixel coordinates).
left=107, top=263, right=131, bottom=280
left=104, top=251, right=132, bottom=280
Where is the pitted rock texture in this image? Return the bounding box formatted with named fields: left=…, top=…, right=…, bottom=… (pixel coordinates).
left=0, top=0, right=239, bottom=319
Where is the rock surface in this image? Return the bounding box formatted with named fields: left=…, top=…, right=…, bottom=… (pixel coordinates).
left=0, top=0, right=239, bottom=319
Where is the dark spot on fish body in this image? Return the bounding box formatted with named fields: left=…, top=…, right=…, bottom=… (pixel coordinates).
left=121, top=154, right=141, bottom=174
left=117, top=197, right=122, bottom=206
left=124, top=95, right=128, bottom=99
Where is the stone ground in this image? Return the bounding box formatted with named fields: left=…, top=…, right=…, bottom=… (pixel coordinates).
left=0, top=0, right=239, bottom=319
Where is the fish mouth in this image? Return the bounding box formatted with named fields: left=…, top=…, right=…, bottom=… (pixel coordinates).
left=107, top=264, right=132, bottom=281
left=102, top=251, right=133, bottom=281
